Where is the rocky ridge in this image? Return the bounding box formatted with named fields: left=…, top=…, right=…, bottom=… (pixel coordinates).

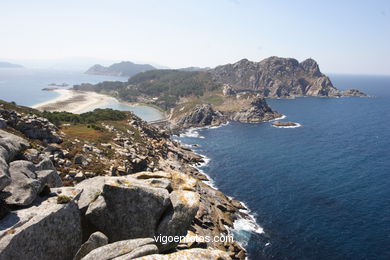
left=0, top=102, right=250, bottom=259
left=209, top=56, right=367, bottom=98
left=170, top=95, right=281, bottom=130
left=85, top=61, right=156, bottom=77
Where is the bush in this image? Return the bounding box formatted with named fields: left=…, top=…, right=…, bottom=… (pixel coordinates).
left=40, top=108, right=127, bottom=126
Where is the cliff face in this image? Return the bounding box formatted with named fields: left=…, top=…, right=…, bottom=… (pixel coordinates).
left=85, top=61, right=156, bottom=77
left=171, top=104, right=226, bottom=129
left=229, top=96, right=282, bottom=122
left=210, top=57, right=346, bottom=97
left=170, top=96, right=281, bottom=131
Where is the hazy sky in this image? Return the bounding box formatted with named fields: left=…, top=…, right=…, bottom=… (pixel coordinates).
left=1, top=0, right=389, bottom=74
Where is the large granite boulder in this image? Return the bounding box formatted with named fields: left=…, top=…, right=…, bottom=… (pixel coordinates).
left=4, top=160, right=62, bottom=206
left=73, top=231, right=108, bottom=260
left=156, top=190, right=200, bottom=251
left=85, top=181, right=170, bottom=241
left=0, top=118, right=6, bottom=129
left=0, top=130, right=29, bottom=163
left=133, top=248, right=232, bottom=260
left=76, top=172, right=200, bottom=252
left=0, top=130, right=30, bottom=191
left=0, top=187, right=82, bottom=260
left=0, top=110, right=62, bottom=143
left=82, top=238, right=158, bottom=260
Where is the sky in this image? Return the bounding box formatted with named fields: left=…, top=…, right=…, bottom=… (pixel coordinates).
left=0, top=0, right=389, bottom=74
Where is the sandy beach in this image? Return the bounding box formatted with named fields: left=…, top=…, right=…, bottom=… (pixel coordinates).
left=32, top=89, right=117, bottom=114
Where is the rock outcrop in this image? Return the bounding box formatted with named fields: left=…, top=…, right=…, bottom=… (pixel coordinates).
left=85, top=181, right=171, bottom=241
left=272, top=121, right=299, bottom=127
left=77, top=172, right=200, bottom=252
left=82, top=238, right=158, bottom=260
left=229, top=96, right=282, bottom=122
left=342, top=88, right=368, bottom=97
left=0, top=187, right=82, bottom=260
left=210, top=57, right=365, bottom=98
left=171, top=104, right=226, bottom=129
left=4, top=159, right=62, bottom=206
left=0, top=102, right=249, bottom=259
left=74, top=232, right=109, bottom=260
left=0, top=109, right=62, bottom=143
left=134, top=248, right=232, bottom=260
left=156, top=190, right=200, bottom=251
left=0, top=130, right=30, bottom=191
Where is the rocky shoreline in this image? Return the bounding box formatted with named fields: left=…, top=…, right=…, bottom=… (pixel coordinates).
left=169, top=95, right=282, bottom=133
left=0, top=101, right=253, bottom=259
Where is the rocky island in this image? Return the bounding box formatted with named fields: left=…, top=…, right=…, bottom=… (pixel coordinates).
left=271, top=121, right=300, bottom=128
left=85, top=61, right=156, bottom=77
left=75, top=57, right=366, bottom=132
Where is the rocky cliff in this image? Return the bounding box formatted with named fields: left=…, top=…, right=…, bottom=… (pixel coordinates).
left=85, top=61, right=156, bottom=77
left=209, top=56, right=365, bottom=98
left=0, top=101, right=249, bottom=259
left=170, top=95, right=281, bottom=131
left=171, top=104, right=226, bottom=129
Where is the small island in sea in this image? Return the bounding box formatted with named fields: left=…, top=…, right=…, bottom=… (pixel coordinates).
left=271, top=121, right=299, bottom=127
left=48, top=83, right=69, bottom=87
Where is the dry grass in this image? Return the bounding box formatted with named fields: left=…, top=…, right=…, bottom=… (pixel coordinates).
left=61, top=124, right=113, bottom=143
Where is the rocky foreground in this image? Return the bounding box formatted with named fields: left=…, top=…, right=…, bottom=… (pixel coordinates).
left=0, top=101, right=251, bottom=260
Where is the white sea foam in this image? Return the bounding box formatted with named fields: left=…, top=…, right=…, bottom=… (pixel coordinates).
left=269, top=114, right=286, bottom=121
left=180, top=121, right=230, bottom=138
left=272, top=123, right=302, bottom=129
left=179, top=127, right=205, bottom=138
left=234, top=202, right=264, bottom=234
left=179, top=121, right=266, bottom=250
left=209, top=121, right=231, bottom=129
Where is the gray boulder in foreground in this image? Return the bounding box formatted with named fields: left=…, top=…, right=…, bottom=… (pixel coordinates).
left=133, top=248, right=232, bottom=260
left=73, top=231, right=108, bottom=260
left=0, top=187, right=82, bottom=260
left=4, top=159, right=62, bottom=206
left=85, top=182, right=170, bottom=241
left=156, top=190, right=200, bottom=252
left=0, top=130, right=30, bottom=191
left=82, top=238, right=158, bottom=260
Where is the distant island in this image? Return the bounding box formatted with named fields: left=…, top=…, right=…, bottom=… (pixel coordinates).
left=85, top=61, right=156, bottom=77
left=48, top=83, right=69, bottom=87
left=75, top=56, right=367, bottom=131
left=0, top=61, right=24, bottom=68
left=179, top=66, right=211, bottom=71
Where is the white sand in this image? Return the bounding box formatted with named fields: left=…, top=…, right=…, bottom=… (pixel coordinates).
left=32, top=89, right=117, bottom=114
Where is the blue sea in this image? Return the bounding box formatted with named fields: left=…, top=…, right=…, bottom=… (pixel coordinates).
left=177, top=74, right=390, bottom=260
left=0, top=68, right=163, bottom=121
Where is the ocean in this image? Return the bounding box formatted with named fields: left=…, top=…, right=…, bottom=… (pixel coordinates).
left=0, top=68, right=163, bottom=121
left=177, top=74, right=390, bottom=260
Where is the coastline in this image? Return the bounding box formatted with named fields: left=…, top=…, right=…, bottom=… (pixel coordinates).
left=32, top=89, right=116, bottom=114
left=176, top=123, right=266, bottom=250
left=31, top=89, right=167, bottom=119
